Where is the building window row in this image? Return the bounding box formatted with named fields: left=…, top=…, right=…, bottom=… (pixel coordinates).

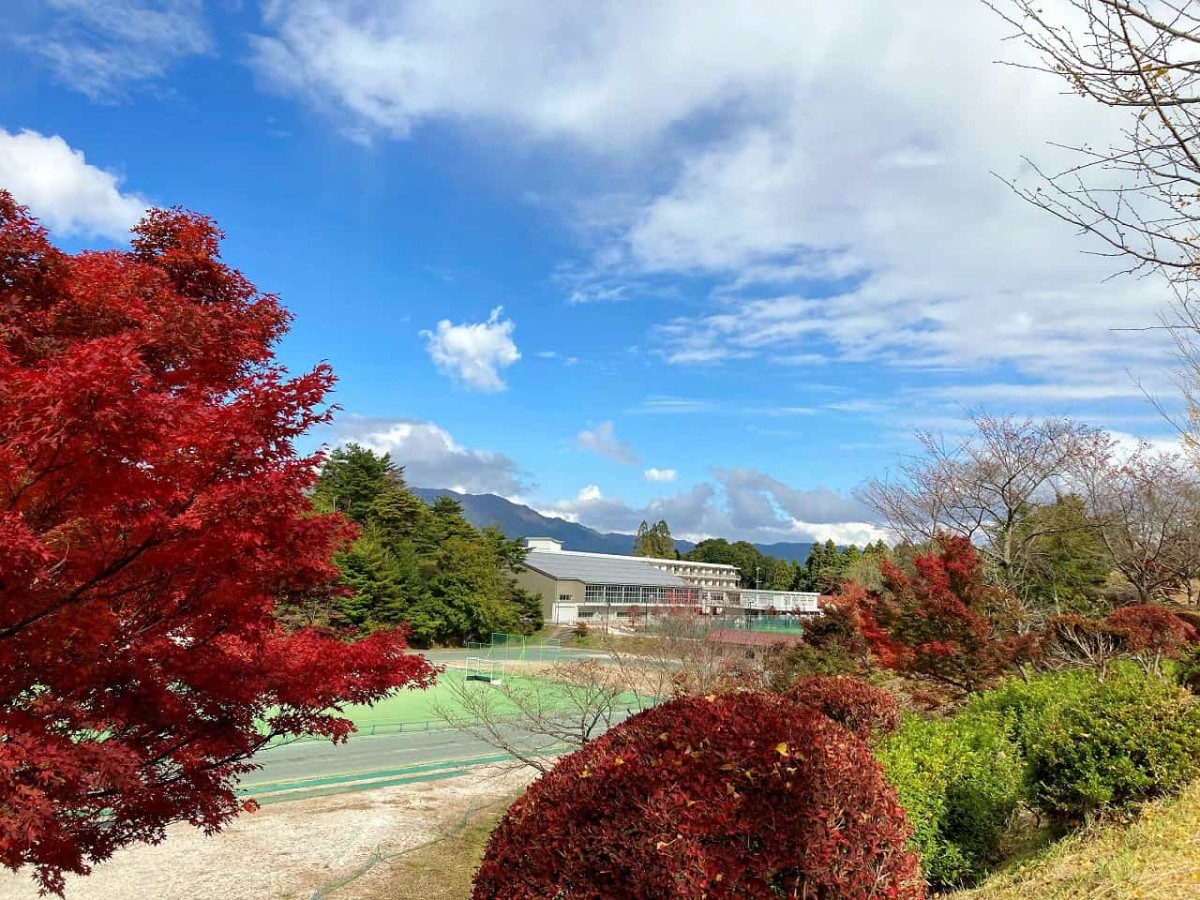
left=578, top=583, right=737, bottom=606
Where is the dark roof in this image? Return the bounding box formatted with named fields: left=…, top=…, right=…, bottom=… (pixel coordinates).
left=706, top=629, right=802, bottom=648
left=524, top=550, right=686, bottom=586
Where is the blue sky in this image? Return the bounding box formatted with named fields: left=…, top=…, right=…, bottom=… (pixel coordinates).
left=0, top=0, right=1182, bottom=545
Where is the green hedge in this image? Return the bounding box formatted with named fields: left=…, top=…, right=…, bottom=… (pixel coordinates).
left=878, top=711, right=1026, bottom=889
left=969, top=666, right=1200, bottom=823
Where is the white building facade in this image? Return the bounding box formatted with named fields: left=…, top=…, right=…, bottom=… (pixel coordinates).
left=515, top=537, right=821, bottom=625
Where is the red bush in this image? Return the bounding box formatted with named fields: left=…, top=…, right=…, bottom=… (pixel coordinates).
left=1105, top=604, right=1196, bottom=671
left=788, top=675, right=902, bottom=739
left=472, top=693, right=924, bottom=899
left=1107, top=604, right=1196, bottom=650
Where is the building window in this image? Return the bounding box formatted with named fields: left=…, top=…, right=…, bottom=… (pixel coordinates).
left=558, top=593, right=572, bottom=602
left=578, top=611, right=595, bottom=619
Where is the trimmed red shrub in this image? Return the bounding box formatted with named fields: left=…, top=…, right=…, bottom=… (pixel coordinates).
left=1106, top=604, right=1197, bottom=673
left=789, top=675, right=902, bottom=739
left=1107, top=604, right=1196, bottom=650
left=472, top=692, right=924, bottom=899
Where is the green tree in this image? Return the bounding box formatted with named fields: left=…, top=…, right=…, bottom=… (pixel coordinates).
left=801, top=540, right=844, bottom=593
left=312, top=443, right=399, bottom=524
left=633, top=519, right=676, bottom=558
left=368, top=483, right=430, bottom=546
left=1012, top=495, right=1112, bottom=616
left=842, top=540, right=892, bottom=593
left=312, top=447, right=539, bottom=647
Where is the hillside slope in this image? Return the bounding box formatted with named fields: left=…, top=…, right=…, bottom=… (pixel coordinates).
left=955, top=781, right=1200, bottom=899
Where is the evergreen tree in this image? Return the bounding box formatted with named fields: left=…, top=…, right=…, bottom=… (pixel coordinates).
left=312, top=447, right=540, bottom=647
left=1012, top=494, right=1112, bottom=614
left=312, top=443, right=399, bottom=524
left=633, top=519, right=676, bottom=558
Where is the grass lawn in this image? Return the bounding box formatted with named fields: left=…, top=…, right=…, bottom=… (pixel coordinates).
left=954, top=780, right=1200, bottom=899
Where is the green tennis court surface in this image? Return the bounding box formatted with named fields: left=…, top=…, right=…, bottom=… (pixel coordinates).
left=285, top=668, right=646, bottom=740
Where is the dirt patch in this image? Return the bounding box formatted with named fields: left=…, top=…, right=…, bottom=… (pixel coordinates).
left=0, top=767, right=534, bottom=900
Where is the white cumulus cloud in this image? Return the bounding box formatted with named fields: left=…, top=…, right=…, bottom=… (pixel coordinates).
left=422, top=306, right=521, bottom=392
left=542, top=465, right=878, bottom=545
left=0, top=129, right=148, bottom=240
left=575, top=421, right=639, bottom=464
left=250, top=0, right=1176, bottom=418
left=333, top=416, right=530, bottom=495
left=644, top=467, right=677, bottom=482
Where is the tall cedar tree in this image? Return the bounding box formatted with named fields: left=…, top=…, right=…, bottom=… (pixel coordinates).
left=632, top=518, right=676, bottom=558
left=310, top=448, right=541, bottom=645
left=0, top=195, right=437, bottom=894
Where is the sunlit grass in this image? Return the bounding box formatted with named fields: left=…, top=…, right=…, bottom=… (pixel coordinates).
left=955, top=781, right=1200, bottom=899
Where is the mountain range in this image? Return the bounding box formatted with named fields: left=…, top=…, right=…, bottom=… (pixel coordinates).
left=412, top=487, right=815, bottom=563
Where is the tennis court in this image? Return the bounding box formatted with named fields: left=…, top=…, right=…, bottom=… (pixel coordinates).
left=337, top=665, right=646, bottom=737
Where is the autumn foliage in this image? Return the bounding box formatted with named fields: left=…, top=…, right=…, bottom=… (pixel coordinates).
left=473, top=692, right=924, bottom=899
left=862, top=536, right=1022, bottom=691
left=789, top=675, right=902, bottom=739
left=1106, top=603, right=1197, bottom=653
left=0, top=194, right=436, bottom=893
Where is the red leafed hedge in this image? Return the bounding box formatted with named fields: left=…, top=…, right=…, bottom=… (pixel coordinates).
left=789, top=675, right=902, bottom=739
left=472, top=693, right=924, bottom=899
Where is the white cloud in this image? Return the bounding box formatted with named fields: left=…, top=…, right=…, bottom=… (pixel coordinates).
left=791, top=520, right=890, bottom=547
left=546, top=467, right=878, bottom=546
left=574, top=420, right=639, bottom=464
left=252, top=0, right=1175, bottom=415
left=19, top=0, right=210, bottom=99
left=333, top=416, right=530, bottom=495
left=644, top=467, right=677, bottom=482
left=422, top=306, right=520, bottom=392
left=1105, top=430, right=1186, bottom=460
left=0, top=129, right=148, bottom=239
left=576, top=484, right=603, bottom=501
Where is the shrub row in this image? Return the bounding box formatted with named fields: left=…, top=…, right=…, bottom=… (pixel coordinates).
left=970, top=665, right=1200, bottom=822
left=879, top=665, right=1200, bottom=890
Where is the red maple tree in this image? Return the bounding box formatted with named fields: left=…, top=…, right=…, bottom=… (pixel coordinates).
left=0, top=193, right=437, bottom=893
left=867, top=535, right=1017, bottom=691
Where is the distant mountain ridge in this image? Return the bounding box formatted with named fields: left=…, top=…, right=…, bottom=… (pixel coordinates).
left=412, top=487, right=815, bottom=563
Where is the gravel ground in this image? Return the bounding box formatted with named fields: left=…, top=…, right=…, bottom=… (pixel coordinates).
left=0, top=766, right=534, bottom=900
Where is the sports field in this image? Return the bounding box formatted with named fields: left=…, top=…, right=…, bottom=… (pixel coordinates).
left=336, top=666, right=645, bottom=737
